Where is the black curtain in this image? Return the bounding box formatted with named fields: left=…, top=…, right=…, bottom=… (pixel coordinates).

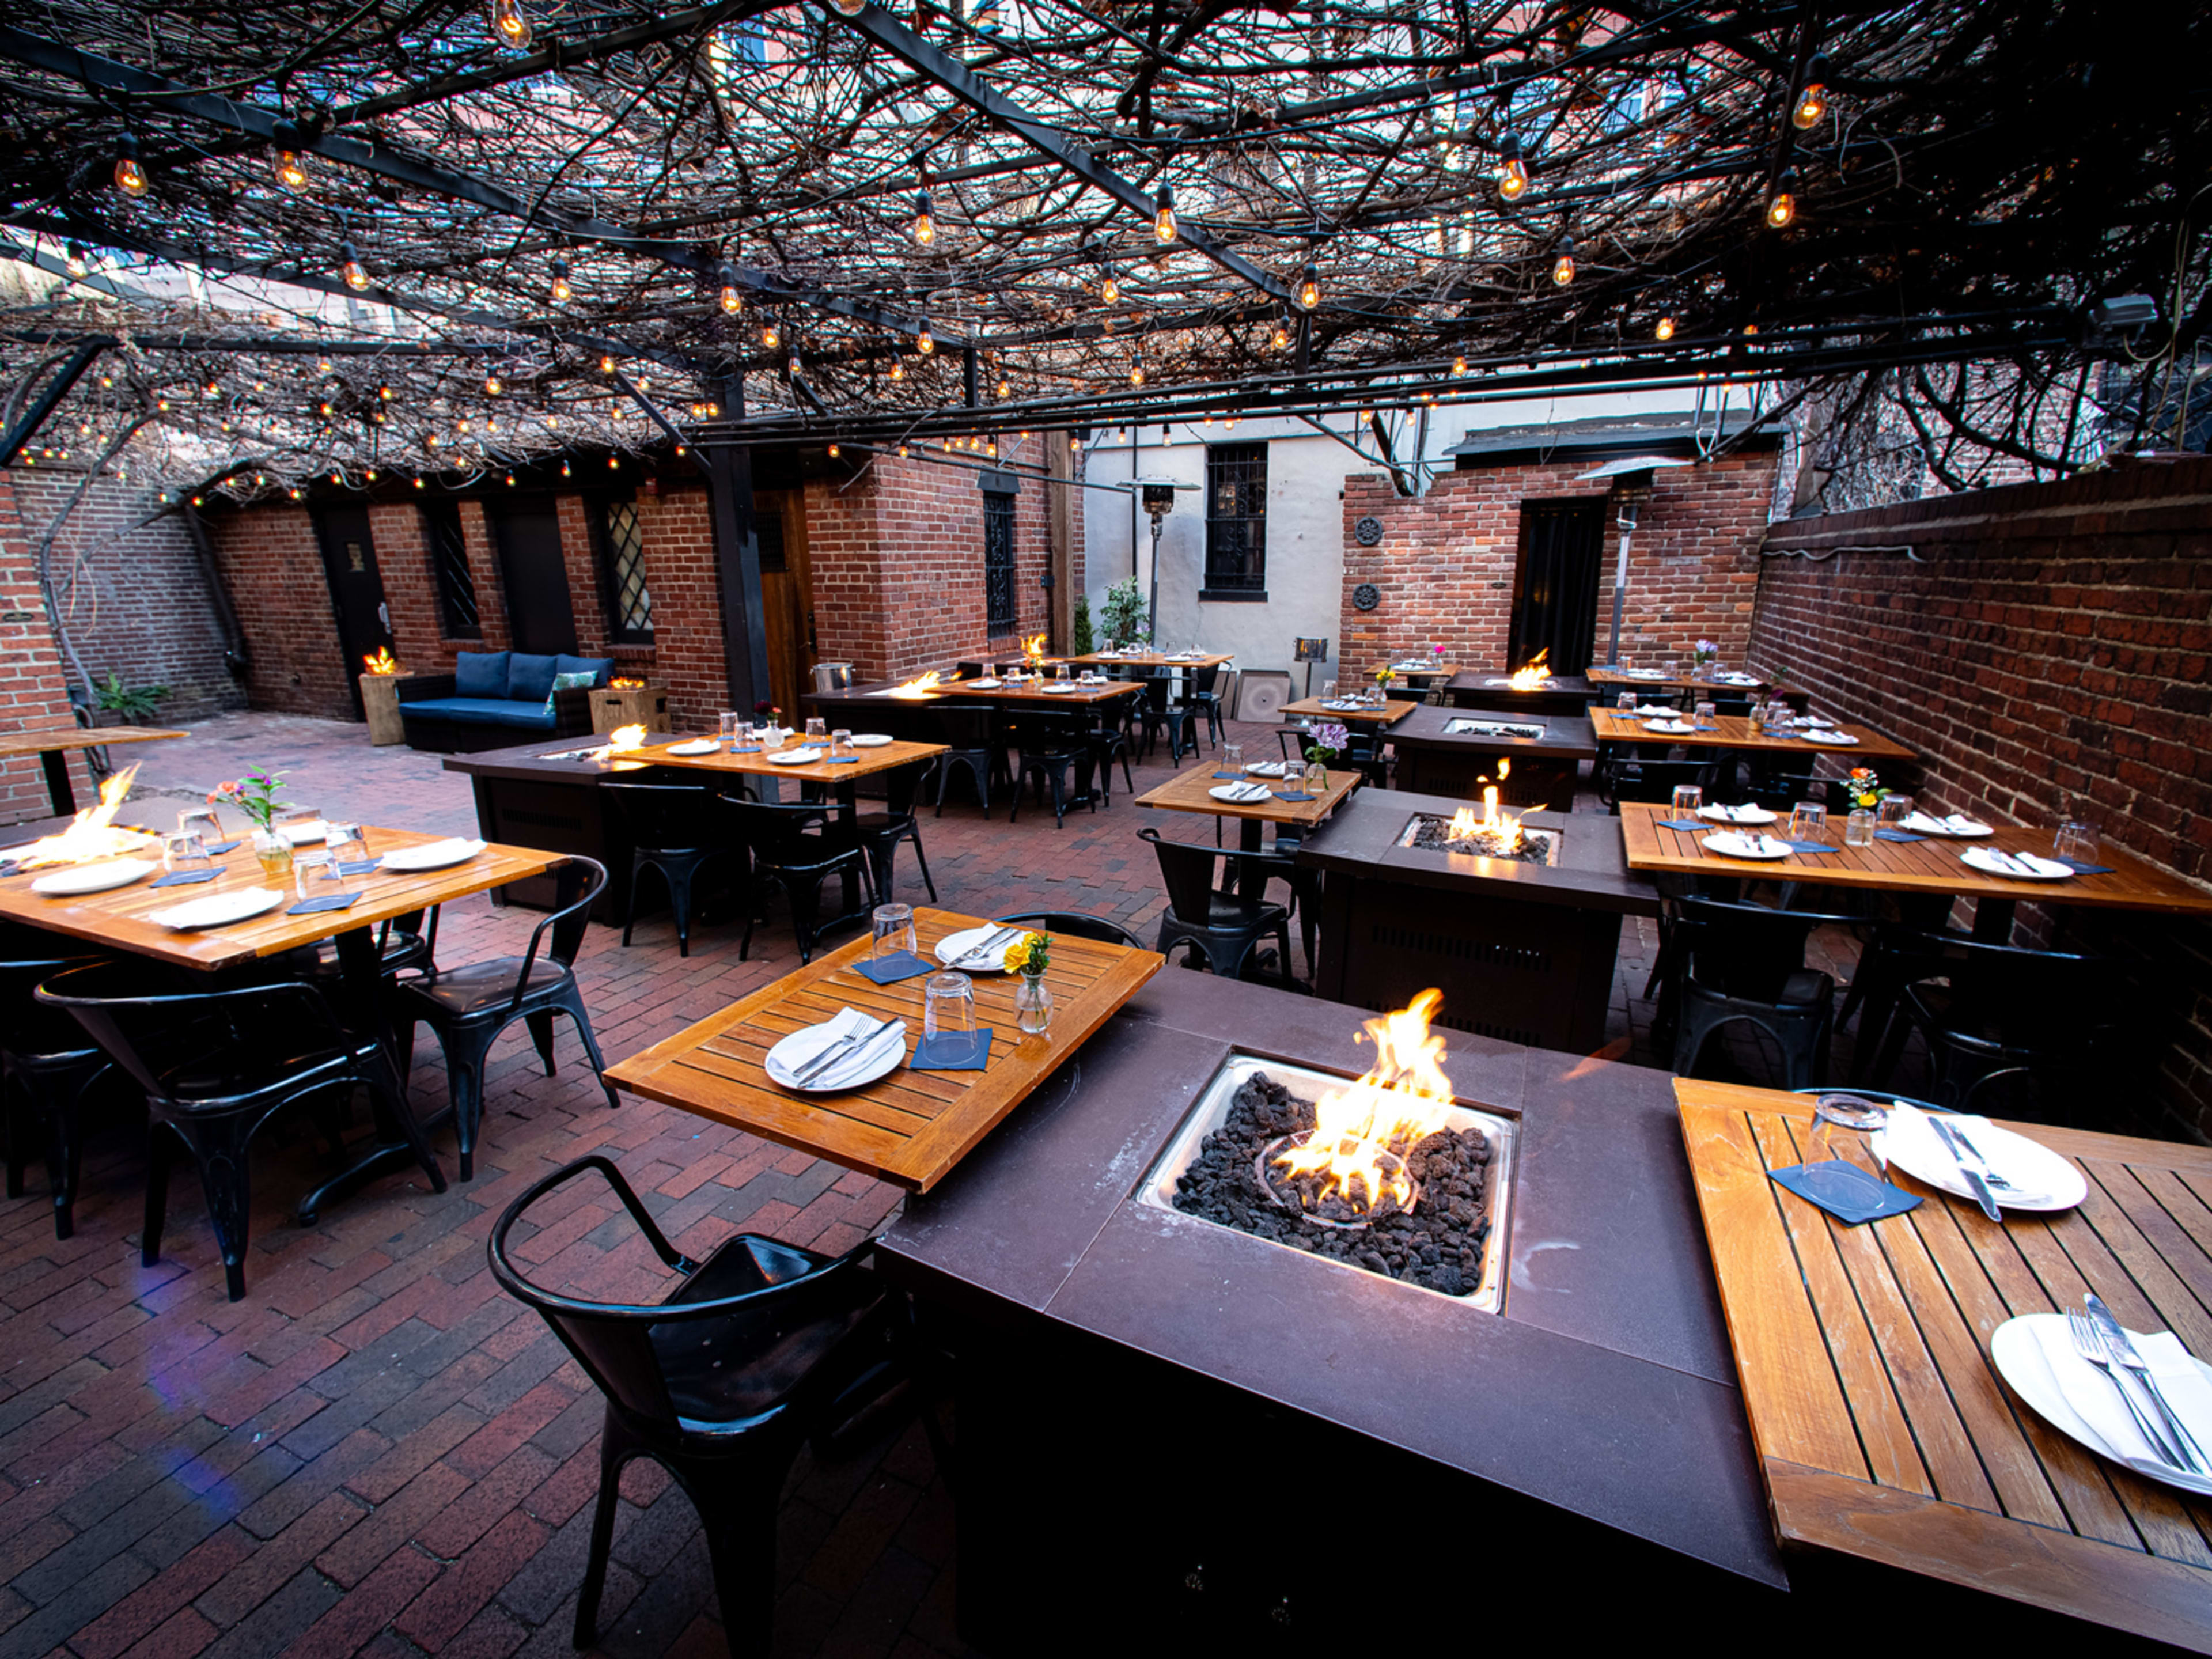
left=1509, top=499, right=1606, bottom=674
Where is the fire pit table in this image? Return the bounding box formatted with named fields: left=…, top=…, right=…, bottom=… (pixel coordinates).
left=1381, top=702, right=1596, bottom=810
left=1444, top=666, right=1600, bottom=717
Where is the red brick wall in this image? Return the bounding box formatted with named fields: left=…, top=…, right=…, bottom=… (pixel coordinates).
left=1339, top=451, right=1779, bottom=673
left=628, top=483, right=725, bottom=726
left=207, top=504, right=354, bottom=721
left=1752, top=457, right=2212, bottom=1140
left=0, top=476, right=92, bottom=825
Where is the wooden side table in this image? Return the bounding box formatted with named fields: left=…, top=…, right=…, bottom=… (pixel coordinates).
left=358, top=672, right=423, bottom=745
left=589, top=681, right=670, bottom=735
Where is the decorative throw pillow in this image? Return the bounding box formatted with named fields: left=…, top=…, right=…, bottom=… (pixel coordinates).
left=546, top=670, right=597, bottom=712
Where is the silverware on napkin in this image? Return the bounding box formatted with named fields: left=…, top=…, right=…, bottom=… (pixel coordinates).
left=953, top=925, right=1021, bottom=968
left=2067, top=1308, right=2187, bottom=1467
left=791, top=1013, right=893, bottom=1085
left=2087, top=1293, right=2209, bottom=1472
left=1929, top=1116, right=2003, bottom=1221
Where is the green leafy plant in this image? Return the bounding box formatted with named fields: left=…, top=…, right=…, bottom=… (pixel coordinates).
left=1071, top=594, right=1095, bottom=655
left=209, top=770, right=290, bottom=832
left=95, top=672, right=168, bottom=724
left=1100, top=577, right=1150, bottom=648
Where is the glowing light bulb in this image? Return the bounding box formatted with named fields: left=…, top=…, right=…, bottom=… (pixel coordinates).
left=484, top=374, right=502, bottom=396
left=1766, top=169, right=1799, bottom=229
left=489, top=0, right=532, bottom=49
left=1153, top=184, right=1176, bottom=244
left=916, top=319, right=934, bottom=355
left=762, top=322, right=779, bottom=350
left=113, top=134, right=148, bottom=198
left=890, top=358, right=905, bottom=382
left=64, top=243, right=86, bottom=279
left=271, top=149, right=310, bottom=191
left=828, top=443, right=841, bottom=457
left=378, top=383, right=393, bottom=401
left=1129, top=359, right=1146, bottom=387
left=1270, top=320, right=1290, bottom=350
left=897, top=443, right=909, bottom=458
left=1296, top=262, right=1320, bottom=310
left=550, top=260, right=571, bottom=303
left=1656, top=315, right=1676, bottom=341
left=1793, top=58, right=1830, bottom=129
left=1551, top=237, right=1576, bottom=286
left=830, top=0, right=866, bottom=14
left=340, top=240, right=370, bottom=291
left=997, top=378, right=1011, bottom=398
left=1102, top=272, right=1120, bottom=305
left=719, top=265, right=743, bottom=313
left=911, top=191, right=935, bottom=246
left=1452, top=355, right=1468, bottom=376
left=1496, top=134, right=1528, bottom=202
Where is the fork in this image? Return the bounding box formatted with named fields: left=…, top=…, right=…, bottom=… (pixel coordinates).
left=2067, top=1309, right=2185, bottom=1465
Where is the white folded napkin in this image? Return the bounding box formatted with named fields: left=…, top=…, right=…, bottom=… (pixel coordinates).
left=768, top=1007, right=907, bottom=1091
left=1876, top=1103, right=2052, bottom=1203
left=2025, top=1316, right=2212, bottom=1476
left=1634, top=703, right=1678, bottom=717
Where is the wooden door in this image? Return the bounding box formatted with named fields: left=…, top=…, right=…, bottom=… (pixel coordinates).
left=1508, top=498, right=1606, bottom=675
left=487, top=496, right=578, bottom=656
left=755, top=489, right=814, bottom=718
left=312, top=504, right=395, bottom=720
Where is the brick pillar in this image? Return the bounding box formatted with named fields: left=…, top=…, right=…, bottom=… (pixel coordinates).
left=0, top=475, right=92, bottom=824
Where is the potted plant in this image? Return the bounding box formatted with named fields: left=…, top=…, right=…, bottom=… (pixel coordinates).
left=209, top=771, right=294, bottom=876
left=1842, top=767, right=1886, bottom=845
left=1071, top=595, right=1096, bottom=656
left=1002, top=929, right=1054, bottom=1034
left=1100, top=578, right=1150, bottom=650
left=1302, top=721, right=1349, bottom=794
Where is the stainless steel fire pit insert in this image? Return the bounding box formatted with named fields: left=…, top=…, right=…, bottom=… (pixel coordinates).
left=1444, top=718, right=1546, bottom=741
left=1394, top=814, right=1560, bottom=865
left=1136, top=1052, right=1516, bottom=1312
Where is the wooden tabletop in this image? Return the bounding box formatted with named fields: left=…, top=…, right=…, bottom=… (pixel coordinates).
left=1134, top=765, right=1361, bottom=831
left=1677, top=1077, right=2212, bottom=1650
left=0, top=825, right=555, bottom=970
left=1619, top=802, right=2212, bottom=915
left=0, top=726, right=189, bottom=758
left=606, top=907, right=1164, bottom=1191
left=1280, top=696, right=1418, bottom=726
left=635, top=736, right=946, bottom=786
left=1592, top=707, right=1915, bottom=762
left=1368, top=660, right=1457, bottom=681
left=1065, top=650, right=1234, bottom=670
left=943, top=679, right=1141, bottom=707
left=1588, top=668, right=1774, bottom=695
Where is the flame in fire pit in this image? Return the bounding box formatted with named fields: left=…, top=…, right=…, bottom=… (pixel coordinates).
left=888, top=670, right=946, bottom=699
left=362, top=647, right=400, bottom=675
left=610, top=675, right=645, bottom=690
left=1505, top=650, right=1551, bottom=690
left=1444, top=786, right=1522, bottom=852
left=607, top=724, right=647, bottom=753
left=1271, top=990, right=1454, bottom=1215
left=1021, top=632, right=1047, bottom=667
left=15, top=765, right=158, bottom=868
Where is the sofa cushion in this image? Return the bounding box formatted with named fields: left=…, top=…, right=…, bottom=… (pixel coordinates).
left=399, top=697, right=559, bottom=730
left=453, top=650, right=510, bottom=699
left=506, top=652, right=561, bottom=702
left=547, top=670, right=597, bottom=711
left=554, top=654, right=616, bottom=689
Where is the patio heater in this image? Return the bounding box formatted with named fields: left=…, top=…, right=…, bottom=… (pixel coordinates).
left=1572, top=454, right=1689, bottom=666
left=1294, top=636, right=1331, bottom=699
left=1139, top=479, right=1177, bottom=639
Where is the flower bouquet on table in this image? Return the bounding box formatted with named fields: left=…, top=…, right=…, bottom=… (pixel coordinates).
left=1003, top=930, right=1054, bottom=1034
left=210, top=770, right=294, bottom=875
left=1843, top=767, right=1887, bottom=811
left=1301, top=722, right=1349, bottom=794
left=1691, top=638, right=1719, bottom=677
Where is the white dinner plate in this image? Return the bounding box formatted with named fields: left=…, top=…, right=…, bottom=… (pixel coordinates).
left=934, top=925, right=1021, bottom=973
left=1715, top=671, right=1760, bottom=685
left=1642, top=719, right=1696, bottom=734
left=1990, top=1315, right=2212, bottom=1498
left=1961, top=846, right=2074, bottom=881
left=278, top=819, right=329, bottom=845
left=1625, top=668, right=1665, bottom=679
left=1902, top=812, right=1993, bottom=838
left=850, top=733, right=894, bottom=748
left=30, top=857, right=158, bottom=896
left=1244, top=760, right=1292, bottom=778
left=151, top=887, right=283, bottom=930
left=1870, top=1104, right=2086, bottom=1211
left=1041, top=683, right=1081, bottom=694
left=1391, top=661, right=1431, bottom=671
left=1697, top=803, right=1778, bottom=825
left=1209, top=783, right=1273, bottom=804
left=767, top=747, right=824, bottom=764
left=967, top=679, right=1002, bottom=689
left=1802, top=730, right=1860, bottom=746
left=1702, top=830, right=1792, bottom=860
left=764, top=1015, right=908, bottom=1094
left=380, top=837, right=487, bottom=873
left=666, top=738, right=719, bottom=756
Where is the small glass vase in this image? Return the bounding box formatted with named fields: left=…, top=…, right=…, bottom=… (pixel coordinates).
left=1302, top=759, right=1330, bottom=794
left=1014, top=971, right=1052, bottom=1035
left=251, top=827, right=293, bottom=878
left=1843, top=808, right=1877, bottom=847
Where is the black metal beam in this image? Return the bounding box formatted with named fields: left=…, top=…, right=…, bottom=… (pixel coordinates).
left=0, top=340, right=103, bottom=467
left=825, top=5, right=1293, bottom=305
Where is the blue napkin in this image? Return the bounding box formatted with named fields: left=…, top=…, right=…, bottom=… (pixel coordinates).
left=1656, top=817, right=1707, bottom=832
left=821, top=755, right=861, bottom=765
left=911, top=1028, right=994, bottom=1071
left=729, top=744, right=763, bottom=753
left=334, top=858, right=380, bottom=877
left=2056, top=857, right=2114, bottom=874
left=854, top=950, right=933, bottom=985
left=1779, top=839, right=1839, bottom=854
left=1770, top=1161, right=1923, bottom=1225
left=287, top=892, right=363, bottom=915
left=1273, top=790, right=1316, bottom=802
left=1212, top=771, right=1243, bottom=779
left=150, top=869, right=221, bottom=887
left=1874, top=829, right=1926, bottom=843
left=203, top=839, right=241, bottom=854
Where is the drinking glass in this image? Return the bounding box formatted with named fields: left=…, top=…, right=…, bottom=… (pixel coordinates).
left=1224, top=743, right=1244, bottom=774
left=177, top=806, right=223, bottom=847
left=324, top=820, right=369, bottom=870
left=2055, top=820, right=2100, bottom=862
left=1789, top=801, right=1828, bottom=843
left=804, top=717, right=827, bottom=745
left=1322, top=680, right=1338, bottom=702
left=1877, top=794, right=1914, bottom=827
left=292, top=849, right=338, bottom=903
left=1693, top=700, right=1717, bottom=729
left=830, top=728, right=853, bottom=758
left=872, top=902, right=916, bottom=964
left=923, top=971, right=980, bottom=1064
left=162, top=831, right=210, bottom=873
left=1056, top=662, right=1071, bottom=681
left=1671, top=784, right=1703, bottom=816
left=1795, top=1094, right=1893, bottom=1207
left=1617, top=691, right=1637, bottom=713
left=718, top=711, right=741, bottom=747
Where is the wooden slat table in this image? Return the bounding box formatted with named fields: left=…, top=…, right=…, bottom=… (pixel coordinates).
left=1677, top=1077, right=2212, bottom=1651
left=939, top=679, right=1141, bottom=709
left=608, top=907, right=1164, bottom=1191
left=1135, top=765, right=1361, bottom=842
left=0, top=725, right=189, bottom=814
left=633, top=735, right=945, bottom=787
left=1280, top=695, right=1418, bottom=728
left=1065, top=650, right=1234, bottom=671
left=1591, top=707, right=1915, bottom=762
left=1588, top=667, right=1775, bottom=696
left=1369, top=660, right=1457, bottom=684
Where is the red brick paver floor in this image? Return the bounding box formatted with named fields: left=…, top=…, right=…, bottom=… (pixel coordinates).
left=1, top=709, right=1897, bottom=1657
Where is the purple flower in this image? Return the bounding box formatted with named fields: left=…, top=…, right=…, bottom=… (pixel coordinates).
left=1314, top=722, right=1350, bottom=751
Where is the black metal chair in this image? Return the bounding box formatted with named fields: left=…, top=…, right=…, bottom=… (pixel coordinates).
left=849, top=761, right=938, bottom=906
left=1082, top=709, right=1137, bottom=805
left=391, top=856, right=619, bottom=1181
left=1, top=955, right=109, bottom=1240
left=1179, top=665, right=1222, bottom=752
left=37, top=960, right=448, bottom=1300
left=487, top=1156, right=928, bottom=1657
left=1597, top=755, right=1720, bottom=812
left=990, top=910, right=1145, bottom=949
left=1009, top=717, right=1096, bottom=830
left=1134, top=675, right=1198, bottom=764
left=1669, top=895, right=1855, bottom=1089
left=1140, top=829, right=1293, bottom=981
left=604, top=782, right=733, bottom=959
left=929, top=704, right=1002, bottom=817
left=1238, top=849, right=1321, bottom=985
left=719, top=797, right=874, bottom=964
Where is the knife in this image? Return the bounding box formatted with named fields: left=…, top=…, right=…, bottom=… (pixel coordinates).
left=792, top=1013, right=892, bottom=1085
left=953, top=925, right=1021, bottom=968
left=1929, top=1116, right=2003, bottom=1221
left=2086, top=1293, right=2209, bottom=1473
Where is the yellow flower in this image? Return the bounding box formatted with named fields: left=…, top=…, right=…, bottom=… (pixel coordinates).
left=1001, top=931, right=1048, bottom=975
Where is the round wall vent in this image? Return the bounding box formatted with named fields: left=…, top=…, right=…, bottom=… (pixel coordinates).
left=1352, top=582, right=1381, bottom=612
left=1354, top=515, right=1385, bottom=546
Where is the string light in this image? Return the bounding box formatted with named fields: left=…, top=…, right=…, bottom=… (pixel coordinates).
left=340, top=239, right=371, bottom=291
left=600, top=354, right=617, bottom=374
left=719, top=264, right=743, bottom=314
left=762, top=321, right=779, bottom=350
left=1551, top=236, right=1577, bottom=286
left=997, top=377, right=1012, bottom=398
left=1270, top=318, right=1290, bottom=351
left=378, top=383, right=394, bottom=401
left=916, top=317, right=935, bottom=354
left=828, top=443, right=841, bottom=457
left=484, top=373, right=502, bottom=396
left=911, top=191, right=935, bottom=246
left=1296, top=262, right=1321, bottom=310
left=489, top=0, right=532, bottom=49
left=1153, top=183, right=1177, bottom=243
left=1101, top=270, right=1120, bottom=305
left=787, top=351, right=801, bottom=376
left=1766, top=168, right=1798, bottom=229
left=64, top=242, right=87, bottom=279
left=1793, top=56, right=1830, bottom=128
left=1496, top=133, right=1528, bottom=202
left=561, top=459, right=571, bottom=476
left=897, top=443, right=908, bottom=458
left=550, top=259, right=572, bottom=303
left=1129, top=357, right=1146, bottom=387
left=271, top=149, right=310, bottom=191
left=1452, top=355, right=1468, bottom=375
left=113, top=133, right=148, bottom=198
left=414, top=478, right=425, bottom=489
left=889, top=358, right=905, bottom=382
left=1655, top=316, right=1676, bottom=342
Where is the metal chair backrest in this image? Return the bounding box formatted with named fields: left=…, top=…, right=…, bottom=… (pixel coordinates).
left=991, top=911, right=1144, bottom=949
left=717, top=796, right=841, bottom=864
left=1184, top=664, right=1219, bottom=703
left=1891, top=930, right=2110, bottom=1044
left=487, top=1155, right=874, bottom=1431
left=0, top=957, right=103, bottom=1060
left=603, top=782, right=718, bottom=851
left=528, top=855, right=607, bottom=975
left=1677, top=896, right=1840, bottom=1002
left=1609, top=757, right=1717, bottom=805
left=930, top=704, right=998, bottom=750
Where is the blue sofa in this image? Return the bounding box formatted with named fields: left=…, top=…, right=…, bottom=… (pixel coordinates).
left=395, top=650, right=615, bottom=753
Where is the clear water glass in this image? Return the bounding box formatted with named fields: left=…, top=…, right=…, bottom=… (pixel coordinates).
left=1056, top=662, right=1070, bottom=681
left=1617, top=691, right=1636, bottom=712
left=1224, top=743, right=1244, bottom=774
left=1843, top=810, right=1876, bottom=847
left=923, top=971, right=979, bottom=1063
left=1694, top=700, right=1717, bottom=729
left=325, top=821, right=368, bottom=869
left=293, top=850, right=337, bottom=902
left=719, top=711, right=741, bottom=747
left=1789, top=801, right=1828, bottom=843
left=872, top=903, right=916, bottom=964
left=1794, top=1094, right=1893, bottom=1208
left=804, top=717, right=827, bottom=744
left=177, top=806, right=223, bottom=846
left=1877, top=794, right=1914, bottom=826
left=1322, top=680, right=1338, bottom=702
left=162, top=831, right=210, bottom=873
left=2055, top=821, right=2100, bottom=862
left=830, top=728, right=853, bottom=757
left=1671, top=784, right=1703, bottom=816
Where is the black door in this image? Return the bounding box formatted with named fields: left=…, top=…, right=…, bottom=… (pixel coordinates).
left=488, top=496, right=578, bottom=656
left=1508, top=499, right=1607, bottom=675
left=313, top=505, right=395, bottom=720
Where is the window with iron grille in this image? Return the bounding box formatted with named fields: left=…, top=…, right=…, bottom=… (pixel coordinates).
left=420, top=502, right=480, bottom=639
left=1203, top=442, right=1267, bottom=597
left=596, top=497, right=653, bottom=643
left=983, top=491, right=1017, bottom=635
